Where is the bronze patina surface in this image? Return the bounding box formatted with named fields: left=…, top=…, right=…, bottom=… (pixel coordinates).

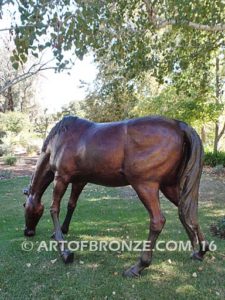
left=23, top=115, right=209, bottom=276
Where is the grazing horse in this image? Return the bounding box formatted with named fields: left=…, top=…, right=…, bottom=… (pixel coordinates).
left=23, top=115, right=209, bottom=277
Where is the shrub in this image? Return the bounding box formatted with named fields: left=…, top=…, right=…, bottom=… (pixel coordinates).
left=210, top=216, right=225, bottom=239
left=3, top=155, right=17, bottom=166
left=204, top=151, right=225, bottom=167
left=0, top=112, right=30, bottom=134
left=26, top=143, right=40, bottom=155
left=0, top=131, right=6, bottom=157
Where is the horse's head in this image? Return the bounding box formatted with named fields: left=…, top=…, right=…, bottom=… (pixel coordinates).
left=23, top=187, right=44, bottom=237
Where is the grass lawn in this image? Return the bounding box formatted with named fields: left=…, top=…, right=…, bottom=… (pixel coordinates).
left=0, top=176, right=225, bottom=300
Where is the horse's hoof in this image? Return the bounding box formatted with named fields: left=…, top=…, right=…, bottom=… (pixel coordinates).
left=24, top=228, right=35, bottom=237
left=191, top=251, right=203, bottom=261
left=123, top=266, right=140, bottom=278
left=61, top=226, right=69, bottom=234
left=61, top=249, right=74, bottom=264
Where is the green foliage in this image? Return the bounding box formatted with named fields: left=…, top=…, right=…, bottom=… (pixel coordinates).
left=0, top=112, right=30, bottom=134
left=25, top=143, right=40, bottom=155
left=204, top=151, right=225, bottom=167
left=3, top=1, right=224, bottom=72
left=132, top=85, right=223, bottom=125
left=0, top=112, right=40, bottom=155
left=71, top=1, right=224, bottom=126
left=3, top=155, right=17, bottom=166
left=2, top=1, right=225, bottom=147
left=53, top=101, right=85, bottom=121
left=18, top=133, right=42, bottom=155
left=0, top=131, right=6, bottom=156
left=33, top=109, right=53, bottom=139
left=82, top=77, right=138, bottom=122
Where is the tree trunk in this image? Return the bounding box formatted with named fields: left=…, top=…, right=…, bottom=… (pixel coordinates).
left=214, top=122, right=219, bottom=153
left=6, top=86, right=14, bottom=111
left=214, top=57, right=220, bottom=153
left=201, top=125, right=206, bottom=144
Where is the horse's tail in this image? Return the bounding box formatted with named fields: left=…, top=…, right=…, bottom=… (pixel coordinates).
left=178, top=122, right=204, bottom=248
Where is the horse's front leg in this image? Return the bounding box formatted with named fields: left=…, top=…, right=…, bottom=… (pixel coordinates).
left=61, top=182, right=86, bottom=234
left=50, top=175, right=74, bottom=264
left=124, top=182, right=165, bottom=277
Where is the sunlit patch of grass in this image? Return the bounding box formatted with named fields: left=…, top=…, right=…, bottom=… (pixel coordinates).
left=175, top=284, right=198, bottom=296
left=204, top=209, right=225, bottom=218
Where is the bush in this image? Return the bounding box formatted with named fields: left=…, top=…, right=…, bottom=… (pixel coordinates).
left=210, top=216, right=225, bottom=239
left=204, top=151, right=225, bottom=167
left=3, top=155, right=17, bottom=166
left=26, top=143, right=41, bottom=155
left=0, top=112, right=30, bottom=134
left=0, top=131, right=6, bottom=157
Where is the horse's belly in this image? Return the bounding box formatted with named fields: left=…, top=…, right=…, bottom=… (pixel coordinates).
left=89, top=176, right=128, bottom=187
left=77, top=171, right=129, bottom=187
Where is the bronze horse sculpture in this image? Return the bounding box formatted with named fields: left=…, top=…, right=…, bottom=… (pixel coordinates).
left=23, top=115, right=209, bottom=277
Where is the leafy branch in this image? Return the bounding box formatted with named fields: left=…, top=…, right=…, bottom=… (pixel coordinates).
left=143, top=0, right=225, bottom=32
left=0, top=58, right=70, bottom=94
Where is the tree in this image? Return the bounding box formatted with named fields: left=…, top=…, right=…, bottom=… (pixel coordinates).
left=81, top=59, right=138, bottom=122
left=0, top=37, right=43, bottom=114
left=0, top=37, right=61, bottom=101
left=0, top=111, right=31, bottom=155
left=52, top=100, right=84, bottom=121
left=213, top=56, right=225, bottom=153
left=1, top=1, right=225, bottom=150
left=33, top=109, right=53, bottom=139
left=1, top=1, right=224, bottom=70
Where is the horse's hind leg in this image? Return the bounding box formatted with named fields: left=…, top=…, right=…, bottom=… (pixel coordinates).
left=124, top=182, right=165, bottom=277
left=50, top=175, right=74, bottom=264
left=160, top=184, right=179, bottom=207
left=161, top=184, right=209, bottom=261
left=61, top=182, right=86, bottom=234
left=192, top=226, right=209, bottom=260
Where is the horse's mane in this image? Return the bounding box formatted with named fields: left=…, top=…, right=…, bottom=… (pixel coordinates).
left=42, top=116, right=78, bottom=152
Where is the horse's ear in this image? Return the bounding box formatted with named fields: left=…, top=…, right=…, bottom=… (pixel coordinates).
left=23, top=188, right=29, bottom=196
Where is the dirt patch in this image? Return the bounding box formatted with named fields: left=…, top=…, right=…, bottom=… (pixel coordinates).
left=200, top=172, right=225, bottom=202
left=0, top=155, right=38, bottom=178
left=117, top=170, right=225, bottom=203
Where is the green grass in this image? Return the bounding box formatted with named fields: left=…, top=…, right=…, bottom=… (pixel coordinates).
left=0, top=177, right=225, bottom=300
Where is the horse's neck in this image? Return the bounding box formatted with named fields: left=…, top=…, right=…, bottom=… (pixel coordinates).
left=30, top=153, right=54, bottom=202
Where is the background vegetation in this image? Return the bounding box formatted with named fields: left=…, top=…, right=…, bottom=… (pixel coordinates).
left=0, top=0, right=225, bottom=159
